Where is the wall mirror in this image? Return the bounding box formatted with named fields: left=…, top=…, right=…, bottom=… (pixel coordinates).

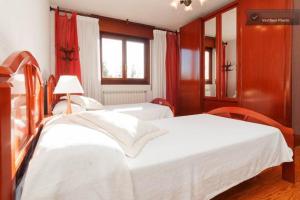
left=204, top=17, right=217, bottom=97
left=222, top=8, right=237, bottom=99
left=203, top=6, right=237, bottom=100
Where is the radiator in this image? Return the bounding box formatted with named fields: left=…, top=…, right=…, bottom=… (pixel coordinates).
left=103, top=90, right=148, bottom=105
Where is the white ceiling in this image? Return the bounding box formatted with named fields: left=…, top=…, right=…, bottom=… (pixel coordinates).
left=50, top=0, right=234, bottom=31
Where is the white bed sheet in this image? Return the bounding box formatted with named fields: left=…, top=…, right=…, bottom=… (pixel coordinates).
left=21, top=116, right=134, bottom=200
left=103, top=103, right=173, bottom=121
left=21, top=114, right=293, bottom=200
left=127, top=114, right=293, bottom=200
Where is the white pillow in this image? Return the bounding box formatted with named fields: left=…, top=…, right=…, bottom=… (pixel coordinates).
left=61, top=95, right=103, bottom=110
left=52, top=100, right=86, bottom=115
left=68, top=111, right=167, bottom=157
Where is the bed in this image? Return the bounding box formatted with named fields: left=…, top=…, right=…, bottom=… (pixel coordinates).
left=0, top=51, right=296, bottom=200
left=46, top=75, right=174, bottom=120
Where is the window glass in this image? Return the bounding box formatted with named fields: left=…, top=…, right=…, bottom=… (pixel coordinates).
left=204, top=17, right=217, bottom=97
left=101, top=34, right=149, bottom=84
left=101, top=38, right=122, bottom=78
left=126, top=41, right=145, bottom=79
left=205, top=50, right=210, bottom=80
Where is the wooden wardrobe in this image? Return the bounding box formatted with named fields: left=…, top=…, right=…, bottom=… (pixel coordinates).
left=178, top=0, right=293, bottom=126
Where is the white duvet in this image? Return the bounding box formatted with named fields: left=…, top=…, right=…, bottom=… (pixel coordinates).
left=21, top=114, right=293, bottom=200
left=104, top=103, right=174, bottom=121
left=21, top=116, right=134, bottom=200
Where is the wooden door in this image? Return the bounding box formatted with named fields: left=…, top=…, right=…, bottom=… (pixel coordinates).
left=202, top=2, right=239, bottom=112
left=239, top=0, right=293, bottom=126
left=178, top=19, right=202, bottom=115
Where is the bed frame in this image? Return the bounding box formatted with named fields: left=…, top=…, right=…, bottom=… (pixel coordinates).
left=46, top=74, right=176, bottom=115
left=0, top=52, right=295, bottom=200
left=0, top=51, right=44, bottom=200
left=208, top=107, right=295, bottom=183
left=46, top=75, right=59, bottom=115
left=151, top=98, right=175, bottom=114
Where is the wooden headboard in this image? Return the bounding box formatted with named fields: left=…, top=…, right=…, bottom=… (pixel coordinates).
left=46, top=75, right=59, bottom=115
left=0, top=51, right=44, bottom=200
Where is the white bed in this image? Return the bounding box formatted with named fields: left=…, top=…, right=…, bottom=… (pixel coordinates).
left=47, top=76, right=174, bottom=121
left=53, top=96, right=174, bottom=121
left=21, top=113, right=293, bottom=200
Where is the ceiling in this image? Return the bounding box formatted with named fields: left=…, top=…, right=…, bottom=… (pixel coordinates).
left=50, top=0, right=234, bottom=31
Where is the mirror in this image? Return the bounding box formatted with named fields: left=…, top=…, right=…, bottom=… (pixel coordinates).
left=222, top=8, right=237, bottom=98
left=204, top=17, right=217, bottom=97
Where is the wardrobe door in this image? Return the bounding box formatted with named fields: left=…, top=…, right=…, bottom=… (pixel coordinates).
left=202, top=3, right=239, bottom=112
left=178, top=19, right=202, bottom=115
left=221, top=8, right=238, bottom=99
left=204, top=17, right=217, bottom=98
left=239, top=0, right=293, bottom=125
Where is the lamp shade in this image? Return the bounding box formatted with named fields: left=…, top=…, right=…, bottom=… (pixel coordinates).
left=53, top=75, right=84, bottom=94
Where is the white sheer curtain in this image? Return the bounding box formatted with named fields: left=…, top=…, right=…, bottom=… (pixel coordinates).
left=151, top=30, right=167, bottom=99
left=77, top=16, right=102, bottom=101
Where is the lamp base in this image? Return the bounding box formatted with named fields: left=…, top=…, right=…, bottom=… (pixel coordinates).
left=65, top=93, right=72, bottom=115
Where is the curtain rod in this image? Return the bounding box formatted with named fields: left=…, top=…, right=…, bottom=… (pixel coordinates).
left=50, top=7, right=178, bottom=33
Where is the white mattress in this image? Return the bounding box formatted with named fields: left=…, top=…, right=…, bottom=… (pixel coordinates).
left=103, top=103, right=174, bottom=120
left=21, top=114, right=293, bottom=200
left=126, top=114, right=293, bottom=200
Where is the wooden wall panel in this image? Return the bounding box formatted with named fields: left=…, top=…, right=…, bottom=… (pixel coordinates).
left=178, top=19, right=202, bottom=115
left=292, top=0, right=300, bottom=134
left=239, top=0, right=293, bottom=126
left=99, top=17, right=153, bottom=39
left=203, top=99, right=238, bottom=113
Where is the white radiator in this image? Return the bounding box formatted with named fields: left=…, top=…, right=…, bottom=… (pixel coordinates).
left=101, top=85, right=151, bottom=105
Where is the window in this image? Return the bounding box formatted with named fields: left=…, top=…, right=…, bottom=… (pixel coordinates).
left=205, top=48, right=213, bottom=84
left=100, top=33, right=149, bottom=84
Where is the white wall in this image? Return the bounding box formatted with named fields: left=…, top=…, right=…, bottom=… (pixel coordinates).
left=0, top=0, right=50, bottom=79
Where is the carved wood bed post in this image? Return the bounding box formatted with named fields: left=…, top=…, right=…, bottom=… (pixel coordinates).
left=282, top=148, right=295, bottom=183
left=46, top=75, right=57, bottom=115
left=0, top=82, right=14, bottom=200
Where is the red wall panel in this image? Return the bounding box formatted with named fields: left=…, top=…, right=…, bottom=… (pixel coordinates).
left=292, top=0, right=300, bottom=134
left=178, top=19, right=202, bottom=115
left=239, top=0, right=293, bottom=126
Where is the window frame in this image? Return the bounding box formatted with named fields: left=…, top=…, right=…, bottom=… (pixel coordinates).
left=100, top=32, right=150, bottom=85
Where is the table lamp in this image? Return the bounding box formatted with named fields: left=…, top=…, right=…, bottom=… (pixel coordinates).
left=53, top=75, right=84, bottom=114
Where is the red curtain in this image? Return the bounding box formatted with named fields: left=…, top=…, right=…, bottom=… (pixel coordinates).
left=166, top=32, right=179, bottom=113
left=55, top=10, right=81, bottom=81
